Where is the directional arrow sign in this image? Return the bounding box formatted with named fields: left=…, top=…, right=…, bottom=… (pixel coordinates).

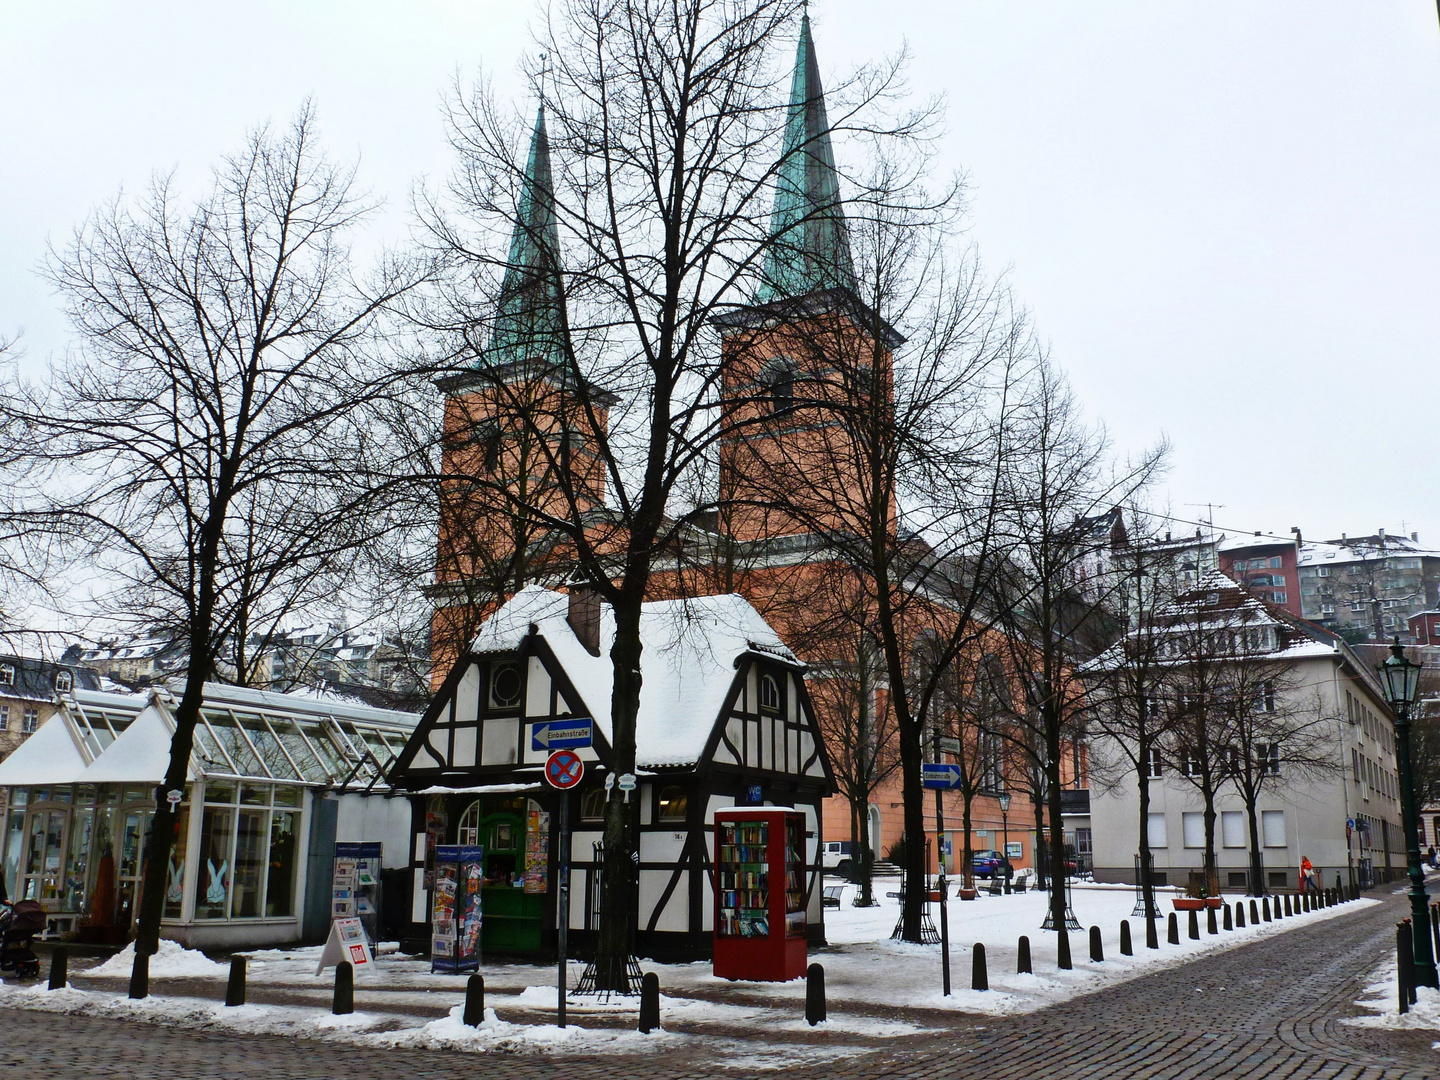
left=531, top=718, right=594, bottom=752
left=921, top=763, right=963, bottom=790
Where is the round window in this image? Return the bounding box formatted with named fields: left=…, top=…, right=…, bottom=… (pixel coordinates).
left=490, top=663, right=522, bottom=707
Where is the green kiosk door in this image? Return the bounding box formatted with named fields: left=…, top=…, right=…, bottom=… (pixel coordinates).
left=476, top=799, right=549, bottom=953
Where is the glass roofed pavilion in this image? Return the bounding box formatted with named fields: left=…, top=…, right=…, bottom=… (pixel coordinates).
left=0, top=684, right=418, bottom=950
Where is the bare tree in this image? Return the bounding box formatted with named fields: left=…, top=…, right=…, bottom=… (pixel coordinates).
left=989, top=360, right=1165, bottom=966
left=412, top=0, right=942, bottom=984
left=0, top=107, right=423, bottom=966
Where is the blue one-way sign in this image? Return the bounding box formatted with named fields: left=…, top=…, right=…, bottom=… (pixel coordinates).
left=921, top=763, right=963, bottom=790
left=531, top=718, right=594, bottom=751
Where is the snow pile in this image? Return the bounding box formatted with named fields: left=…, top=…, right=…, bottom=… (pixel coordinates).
left=363, top=1003, right=681, bottom=1054
left=92, top=938, right=230, bottom=978
left=1347, top=959, right=1440, bottom=1034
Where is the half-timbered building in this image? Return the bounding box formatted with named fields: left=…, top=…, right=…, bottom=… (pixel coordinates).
left=388, top=585, right=834, bottom=960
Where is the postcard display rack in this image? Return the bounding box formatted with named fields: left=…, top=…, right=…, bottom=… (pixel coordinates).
left=713, top=807, right=808, bottom=981
left=332, top=842, right=382, bottom=943
left=431, top=845, right=484, bottom=973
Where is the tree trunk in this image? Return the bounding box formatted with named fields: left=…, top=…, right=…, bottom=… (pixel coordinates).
left=1137, top=768, right=1155, bottom=919
left=596, top=595, right=644, bottom=992
left=856, top=802, right=875, bottom=906
left=1032, top=792, right=1048, bottom=890
left=1045, top=705, right=1070, bottom=962
left=1245, top=798, right=1266, bottom=896
left=961, top=790, right=975, bottom=891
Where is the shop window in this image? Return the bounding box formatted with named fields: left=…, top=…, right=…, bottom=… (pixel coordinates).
left=195, top=805, right=235, bottom=919
left=658, top=785, right=688, bottom=822
left=580, top=788, right=606, bottom=822
left=265, top=811, right=299, bottom=917
left=163, top=807, right=189, bottom=920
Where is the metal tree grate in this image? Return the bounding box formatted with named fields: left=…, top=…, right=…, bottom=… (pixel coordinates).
left=890, top=906, right=941, bottom=944
left=1131, top=853, right=1160, bottom=918
left=1040, top=873, right=1081, bottom=931
left=573, top=955, right=645, bottom=1001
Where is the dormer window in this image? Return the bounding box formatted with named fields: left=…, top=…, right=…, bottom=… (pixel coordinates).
left=0, top=664, right=13, bottom=687
left=758, top=672, right=781, bottom=715
left=54, top=670, right=73, bottom=694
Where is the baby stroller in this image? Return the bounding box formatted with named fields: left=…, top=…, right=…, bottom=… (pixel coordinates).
left=0, top=900, right=46, bottom=978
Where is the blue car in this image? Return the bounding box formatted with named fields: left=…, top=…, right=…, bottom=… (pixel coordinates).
left=970, top=850, right=1010, bottom=878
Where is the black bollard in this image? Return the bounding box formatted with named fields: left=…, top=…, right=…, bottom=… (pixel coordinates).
left=1273, top=895, right=1283, bottom=920
left=1146, top=915, right=1159, bottom=950
left=805, top=963, right=826, bottom=1026
left=1262, top=897, right=1271, bottom=922
left=1089, top=926, right=1103, bottom=963
left=1304, top=890, right=1312, bottom=912
left=1057, top=930, right=1072, bottom=971
left=1017, top=935, right=1032, bottom=974
left=225, top=955, right=246, bottom=1007
left=972, top=944, right=989, bottom=991
left=128, top=951, right=149, bottom=1001
left=1431, top=905, right=1440, bottom=961
left=1223, top=903, right=1233, bottom=931
left=1236, top=902, right=1246, bottom=928
left=333, top=961, right=354, bottom=1016
left=1167, top=912, right=1179, bottom=945
left=1398, top=921, right=1416, bottom=1011
left=1249, top=899, right=1260, bottom=925
left=1120, top=920, right=1133, bottom=956
left=1187, top=909, right=1200, bottom=940
left=463, top=974, right=486, bottom=1027
left=1283, top=893, right=1293, bottom=918
left=47, top=946, right=68, bottom=992
left=1207, top=906, right=1218, bottom=935
left=638, top=972, right=661, bottom=1033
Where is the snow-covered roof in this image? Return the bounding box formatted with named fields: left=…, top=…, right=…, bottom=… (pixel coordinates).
left=1217, top=533, right=1293, bottom=554
left=0, top=683, right=419, bottom=790
left=1296, top=541, right=1440, bottom=568
left=472, top=586, right=798, bottom=768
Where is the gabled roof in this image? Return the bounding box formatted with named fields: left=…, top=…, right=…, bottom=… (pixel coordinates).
left=0, top=654, right=101, bottom=704
left=471, top=586, right=799, bottom=768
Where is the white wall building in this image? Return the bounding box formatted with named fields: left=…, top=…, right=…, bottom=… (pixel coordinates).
left=1086, top=574, right=1405, bottom=893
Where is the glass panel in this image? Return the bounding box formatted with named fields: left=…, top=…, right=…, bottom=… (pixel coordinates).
left=271, top=786, right=302, bottom=808
left=86, top=805, right=115, bottom=925
left=53, top=787, right=72, bottom=803
left=3, top=810, right=24, bottom=901
left=64, top=807, right=94, bottom=910
left=195, top=807, right=234, bottom=919
left=244, top=718, right=295, bottom=780
left=205, top=782, right=237, bottom=805
left=10, top=789, right=27, bottom=807
left=206, top=718, right=263, bottom=778
left=163, top=808, right=190, bottom=920
left=240, top=783, right=271, bottom=806
left=265, top=811, right=299, bottom=917
left=277, top=728, right=331, bottom=783
left=231, top=810, right=267, bottom=918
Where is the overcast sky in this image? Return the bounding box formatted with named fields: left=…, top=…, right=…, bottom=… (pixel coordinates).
left=4, top=1, right=1439, bottom=550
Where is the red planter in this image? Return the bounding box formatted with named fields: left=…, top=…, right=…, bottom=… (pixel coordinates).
left=1206, top=896, right=1223, bottom=909
left=1171, top=897, right=1207, bottom=911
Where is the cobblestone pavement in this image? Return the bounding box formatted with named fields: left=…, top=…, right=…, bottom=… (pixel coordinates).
left=2, top=890, right=1435, bottom=1079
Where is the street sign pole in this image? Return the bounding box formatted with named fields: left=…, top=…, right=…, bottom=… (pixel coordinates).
left=558, top=787, right=570, bottom=1028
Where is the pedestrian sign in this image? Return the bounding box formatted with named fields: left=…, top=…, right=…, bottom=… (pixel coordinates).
left=922, top=763, right=963, bottom=790
left=545, top=749, right=585, bottom=789
left=531, top=718, right=594, bottom=751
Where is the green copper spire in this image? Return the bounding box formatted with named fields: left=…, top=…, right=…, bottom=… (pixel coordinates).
left=484, top=104, right=567, bottom=369
left=756, top=10, right=856, bottom=303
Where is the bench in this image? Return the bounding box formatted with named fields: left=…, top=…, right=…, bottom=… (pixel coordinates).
left=822, top=885, right=844, bottom=909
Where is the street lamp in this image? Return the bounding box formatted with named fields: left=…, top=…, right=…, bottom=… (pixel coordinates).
left=999, top=793, right=1012, bottom=893
left=1379, top=639, right=1437, bottom=988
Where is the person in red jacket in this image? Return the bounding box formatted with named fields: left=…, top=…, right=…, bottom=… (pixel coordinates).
left=1300, top=856, right=1319, bottom=894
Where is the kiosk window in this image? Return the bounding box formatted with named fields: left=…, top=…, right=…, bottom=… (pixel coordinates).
left=658, top=786, right=688, bottom=822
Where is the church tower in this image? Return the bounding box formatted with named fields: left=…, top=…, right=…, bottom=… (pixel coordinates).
left=714, top=11, right=901, bottom=546
left=433, top=104, right=614, bottom=678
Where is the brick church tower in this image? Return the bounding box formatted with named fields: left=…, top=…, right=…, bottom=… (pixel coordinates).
left=432, top=104, right=615, bottom=675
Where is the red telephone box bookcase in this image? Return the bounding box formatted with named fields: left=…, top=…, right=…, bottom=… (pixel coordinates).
left=713, top=807, right=808, bottom=981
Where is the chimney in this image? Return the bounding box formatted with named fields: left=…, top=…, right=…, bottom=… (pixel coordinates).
left=567, top=582, right=602, bottom=657
left=1412, top=531, right=1419, bottom=543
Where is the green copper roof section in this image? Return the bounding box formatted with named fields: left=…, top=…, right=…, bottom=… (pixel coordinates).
left=756, top=12, right=856, bottom=303
left=483, top=104, right=567, bottom=369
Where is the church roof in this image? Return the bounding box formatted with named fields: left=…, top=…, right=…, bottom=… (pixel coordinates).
left=482, top=104, right=568, bottom=371
left=756, top=11, right=856, bottom=303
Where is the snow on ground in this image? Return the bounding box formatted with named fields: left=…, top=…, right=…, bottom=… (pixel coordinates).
left=0, top=878, right=1376, bottom=1062
left=92, top=938, right=231, bottom=978
left=1348, top=956, right=1440, bottom=1044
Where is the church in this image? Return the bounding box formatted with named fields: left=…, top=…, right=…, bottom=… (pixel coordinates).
left=406, top=10, right=1056, bottom=959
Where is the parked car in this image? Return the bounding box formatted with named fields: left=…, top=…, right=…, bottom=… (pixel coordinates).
left=822, top=840, right=855, bottom=877
left=970, top=849, right=1010, bottom=879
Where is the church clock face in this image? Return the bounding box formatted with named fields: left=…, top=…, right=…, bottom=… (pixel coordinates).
left=489, top=663, right=523, bottom=708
